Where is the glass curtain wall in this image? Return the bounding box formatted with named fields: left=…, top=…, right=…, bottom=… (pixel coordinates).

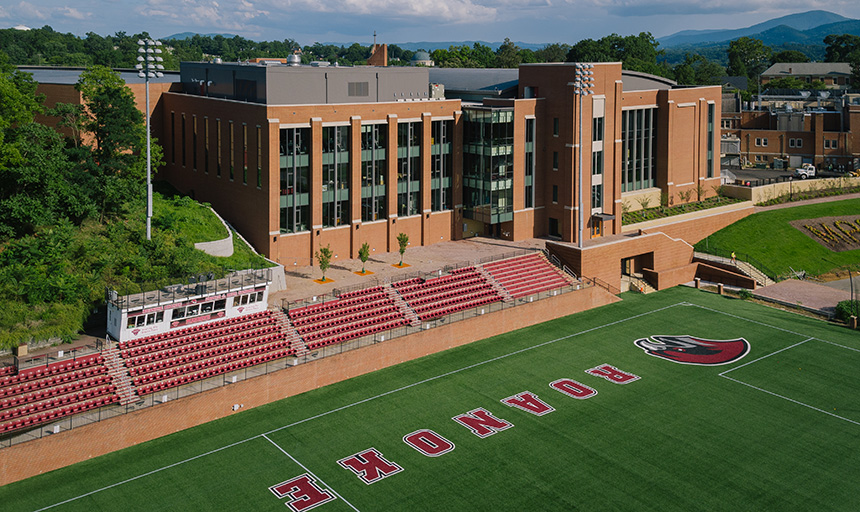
left=279, top=127, right=310, bottom=233
left=463, top=108, right=514, bottom=224
left=430, top=120, right=452, bottom=212
left=322, top=126, right=350, bottom=227
left=360, top=124, right=387, bottom=221
left=397, top=122, right=421, bottom=217
left=621, top=107, right=656, bottom=192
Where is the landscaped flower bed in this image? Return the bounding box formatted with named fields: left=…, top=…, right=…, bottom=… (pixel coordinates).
left=756, top=184, right=860, bottom=207
left=622, top=196, right=745, bottom=225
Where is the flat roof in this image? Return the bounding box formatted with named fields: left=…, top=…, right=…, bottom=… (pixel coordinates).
left=18, top=66, right=180, bottom=85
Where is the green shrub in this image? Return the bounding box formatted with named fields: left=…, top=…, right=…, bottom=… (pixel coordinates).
left=738, top=289, right=752, bottom=300
left=835, top=300, right=860, bottom=322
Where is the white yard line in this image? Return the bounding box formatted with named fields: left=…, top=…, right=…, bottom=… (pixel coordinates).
left=687, top=303, right=860, bottom=427
left=262, top=434, right=360, bottom=512
left=32, top=301, right=685, bottom=511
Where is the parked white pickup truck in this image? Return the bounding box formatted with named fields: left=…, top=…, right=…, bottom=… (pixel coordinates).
left=793, top=163, right=816, bottom=179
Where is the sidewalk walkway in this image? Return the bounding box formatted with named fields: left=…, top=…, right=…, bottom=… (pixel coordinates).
left=753, top=279, right=851, bottom=317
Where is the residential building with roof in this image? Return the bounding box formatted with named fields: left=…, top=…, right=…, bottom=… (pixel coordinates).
left=761, top=62, right=852, bottom=90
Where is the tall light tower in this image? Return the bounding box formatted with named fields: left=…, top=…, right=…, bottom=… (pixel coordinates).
left=574, top=63, right=594, bottom=249
left=137, top=38, right=164, bottom=241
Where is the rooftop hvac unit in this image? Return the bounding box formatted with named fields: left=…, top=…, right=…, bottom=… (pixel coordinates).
left=430, top=83, right=445, bottom=99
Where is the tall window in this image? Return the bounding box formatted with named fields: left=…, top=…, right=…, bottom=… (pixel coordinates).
left=591, top=184, right=602, bottom=210
left=216, top=119, right=222, bottom=177
left=553, top=117, right=559, bottom=136
left=397, top=121, right=421, bottom=217
left=192, top=115, right=197, bottom=171
left=322, top=126, right=350, bottom=227
left=524, top=118, right=535, bottom=209
left=431, top=120, right=452, bottom=212
left=256, top=126, right=262, bottom=188
left=229, top=121, right=235, bottom=181
left=463, top=108, right=513, bottom=224
left=621, top=107, right=656, bottom=192
left=204, top=117, right=209, bottom=173
left=181, top=113, right=186, bottom=167
left=242, top=124, right=248, bottom=185
left=280, top=128, right=310, bottom=233
left=361, top=124, right=387, bottom=221
left=592, top=150, right=603, bottom=175
left=592, top=116, right=604, bottom=142
left=707, top=103, right=714, bottom=178
left=170, top=112, right=175, bottom=164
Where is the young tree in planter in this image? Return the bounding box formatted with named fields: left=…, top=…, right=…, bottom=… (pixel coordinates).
left=358, top=242, right=370, bottom=273
left=396, top=232, right=409, bottom=266
left=315, top=244, right=333, bottom=281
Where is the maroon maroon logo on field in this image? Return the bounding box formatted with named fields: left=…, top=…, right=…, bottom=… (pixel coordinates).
left=269, top=474, right=335, bottom=512
left=634, top=335, right=750, bottom=366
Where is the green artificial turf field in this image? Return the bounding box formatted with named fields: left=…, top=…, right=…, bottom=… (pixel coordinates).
left=2, top=287, right=859, bottom=511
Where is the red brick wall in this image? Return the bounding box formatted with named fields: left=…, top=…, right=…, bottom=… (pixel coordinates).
left=0, top=287, right=619, bottom=485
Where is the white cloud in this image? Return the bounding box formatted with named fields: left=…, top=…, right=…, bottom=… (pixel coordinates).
left=59, top=7, right=87, bottom=20
left=13, top=1, right=48, bottom=20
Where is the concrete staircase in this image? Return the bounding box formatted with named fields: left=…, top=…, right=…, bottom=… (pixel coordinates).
left=475, top=265, right=514, bottom=303
left=539, top=252, right=579, bottom=286
left=622, top=274, right=657, bottom=294
left=272, top=309, right=308, bottom=358
left=101, top=347, right=140, bottom=405
left=694, top=252, right=776, bottom=287
left=385, top=284, right=421, bottom=327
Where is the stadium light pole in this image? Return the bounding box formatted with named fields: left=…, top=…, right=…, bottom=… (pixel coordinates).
left=574, top=63, right=594, bottom=249
left=137, top=38, right=164, bottom=241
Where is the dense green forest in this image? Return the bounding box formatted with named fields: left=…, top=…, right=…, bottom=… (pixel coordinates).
left=0, top=52, right=268, bottom=349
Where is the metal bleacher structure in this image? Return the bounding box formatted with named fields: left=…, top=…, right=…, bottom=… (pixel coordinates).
left=0, top=251, right=585, bottom=447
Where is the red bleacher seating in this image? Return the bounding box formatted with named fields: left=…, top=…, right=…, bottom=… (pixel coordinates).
left=395, top=268, right=502, bottom=321
left=483, top=254, right=572, bottom=299
left=0, top=355, right=119, bottom=435
left=288, top=287, right=406, bottom=350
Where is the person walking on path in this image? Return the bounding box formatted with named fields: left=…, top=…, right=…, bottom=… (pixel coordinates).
left=731, top=251, right=737, bottom=265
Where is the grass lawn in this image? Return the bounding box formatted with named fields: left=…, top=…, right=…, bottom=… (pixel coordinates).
left=2, top=287, right=858, bottom=511
left=695, top=198, right=860, bottom=277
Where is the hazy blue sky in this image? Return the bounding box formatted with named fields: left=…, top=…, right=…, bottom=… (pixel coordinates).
left=3, top=1, right=860, bottom=45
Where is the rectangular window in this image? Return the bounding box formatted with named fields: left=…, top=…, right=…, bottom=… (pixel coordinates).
left=397, top=121, right=421, bottom=217
left=553, top=118, right=559, bottom=137
left=621, top=107, right=656, bottom=192
left=592, top=150, right=603, bottom=175
left=242, top=123, right=248, bottom=185
left=552, top=185, right=558, bottom=203
left=795, top=138, right=802, bottom=148
left=280, top=127, right=311, bottom=233
left=431, top=120, right=452, bottom=212
left=256, top=126, right=262, bottom=188
left=591, top=183, right=602, bottom=209
left=762, top=138, right=768, bottom=147
left=229, top=121, right=235, bottom=180
left=524, top=118, right=535, bottom=209
left=170, top=112, right=175, bottom=164
left=592, top=117, right=604, bottom=142
left=216, top=119, right=222, bottom=177
left=192, top=115, right=197, bottom=171
left=789, top=138, right=795, bottom=148
left=181, top=113, right=186, bottom=167
left=204, top=117, right=209, bottom=174
left=322, top=125, right=350, bottom=227
left=707, top=103, right=714, bottom=179
left=361, top=123, right=387, bottom=221
left=553, top=151, right=559, bottom=170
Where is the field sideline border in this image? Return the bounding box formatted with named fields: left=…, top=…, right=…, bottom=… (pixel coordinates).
left=717, top=337, right=860, bottom=427
left=30, top=298, right=856, bottom=511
